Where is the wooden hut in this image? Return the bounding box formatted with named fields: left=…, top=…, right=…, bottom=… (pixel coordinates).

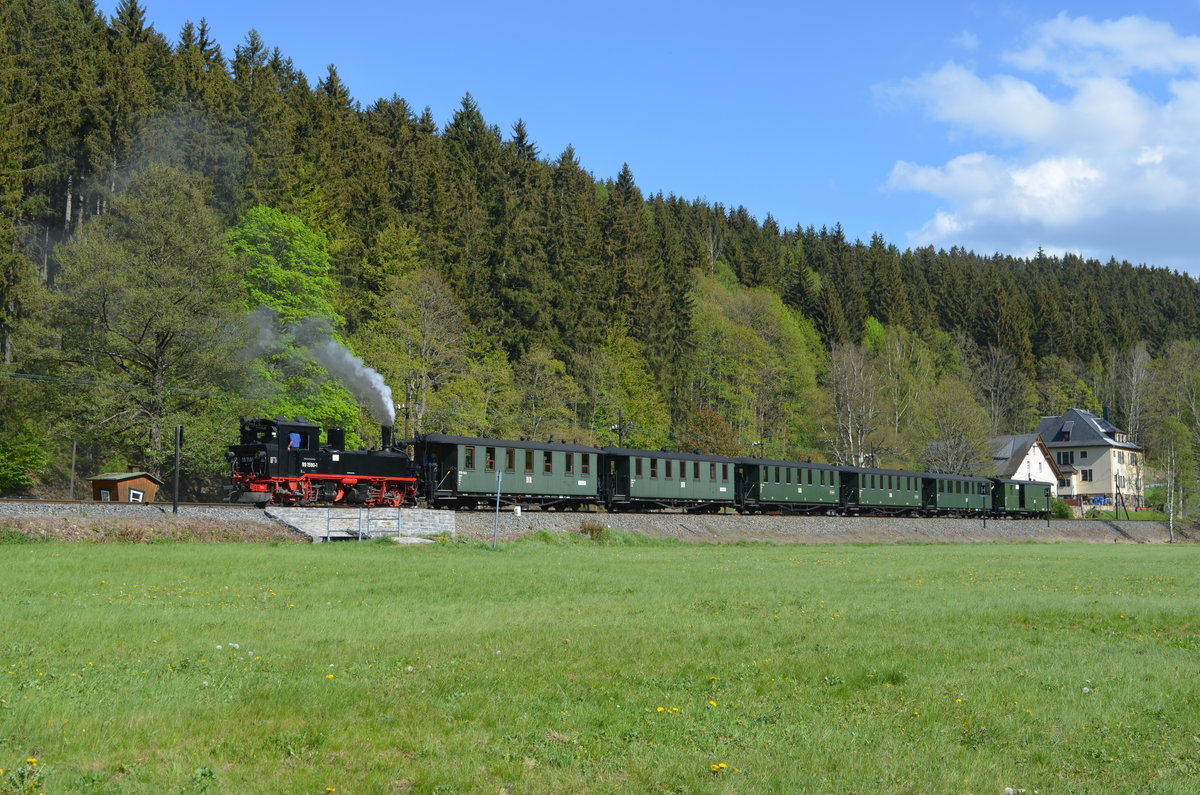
left=88, top=470, right=165, bottom=502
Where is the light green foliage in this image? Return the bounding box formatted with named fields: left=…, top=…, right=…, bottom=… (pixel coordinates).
left=580, top=331, right=670, bottom=449
left=0, top=426, right=49, bottom=494
left=688, top=270, right=824, bottom=456
left=51, top=164, right=245, bottom=475
left=916, top=375, right=994, bottom=474
left=228, top=204, right=341, bottom=325
left=513, top=346, right=580, bottom=441
left=3, top=542, right=1200, bottom=792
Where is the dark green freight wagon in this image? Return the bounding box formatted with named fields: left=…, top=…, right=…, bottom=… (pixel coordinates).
left=923, top=474, right=991, bottom=515
left=992, top=478, right=1053, bottom=518
left=411, top=434, right=601, bottom=509
left=601, top=448, right=737, bottom=512
left=737, top=458, right=841, bottom=513
left=841, top=467, right=923, bottom=515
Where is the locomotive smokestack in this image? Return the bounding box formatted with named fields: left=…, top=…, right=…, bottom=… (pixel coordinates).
left=381, top=425, right=393, bottom=450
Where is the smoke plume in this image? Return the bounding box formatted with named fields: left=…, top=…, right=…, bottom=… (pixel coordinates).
left=242, top=309, right=395, bottom=425
left=310, top=339, right=395, bottom=425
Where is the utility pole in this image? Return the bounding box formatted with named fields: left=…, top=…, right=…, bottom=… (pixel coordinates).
left=172, top=425, right=183, bottom=514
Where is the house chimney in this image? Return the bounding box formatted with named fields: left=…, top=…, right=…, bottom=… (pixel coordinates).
left=1102, top=405, right=1110, bottom=423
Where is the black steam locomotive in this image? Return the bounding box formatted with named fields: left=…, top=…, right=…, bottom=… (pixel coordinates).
left=227, top=416, right=417, bottom=507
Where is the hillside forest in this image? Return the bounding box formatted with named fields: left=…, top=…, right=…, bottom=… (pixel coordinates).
left=2, top=1, right=1200, bottom=512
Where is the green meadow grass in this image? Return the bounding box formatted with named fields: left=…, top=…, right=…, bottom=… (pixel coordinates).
left=2, top=533, right=1199, bottom=793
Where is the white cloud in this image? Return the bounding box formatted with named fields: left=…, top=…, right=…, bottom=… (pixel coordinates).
left=952, top=30, right=979, bottom=50
left=883, top=13, right=1200, bottom=272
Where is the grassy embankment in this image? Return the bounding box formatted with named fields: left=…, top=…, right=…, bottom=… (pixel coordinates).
left=3, top=533, right=1199, bottom=792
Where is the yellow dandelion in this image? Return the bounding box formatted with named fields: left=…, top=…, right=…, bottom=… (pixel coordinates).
left=708, top=700, right=717, bottom=706
left=26, top=758, right=37, bottom=765
left=718, top=763, right=728, bottom=769
left=326, top=674, right=335, bottom=679
left=657, top=707, right=665, bottom=712
left=710, top=764, right=720, bottom=773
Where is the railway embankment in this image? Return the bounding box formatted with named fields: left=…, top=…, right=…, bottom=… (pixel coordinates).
left=1, top=500, right=1192, bottom=544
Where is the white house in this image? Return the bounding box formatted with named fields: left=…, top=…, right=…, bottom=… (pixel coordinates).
left=1034, top=408, right=1144, bottom=509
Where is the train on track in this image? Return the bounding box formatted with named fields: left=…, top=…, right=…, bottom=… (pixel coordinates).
left=227, top=416, right=1053, bottom=518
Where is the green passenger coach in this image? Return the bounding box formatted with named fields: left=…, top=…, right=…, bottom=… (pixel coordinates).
left=600, top=448, right=737, bottom=512
left=841, top=467, right=924, bottom=515
left=992, top=478, right=1053, bottom=518
left=411, top=434, right=600, bottom=510
left=737, top=458, right=841, bottom=514
left=923, top=474, right=991, bottom=515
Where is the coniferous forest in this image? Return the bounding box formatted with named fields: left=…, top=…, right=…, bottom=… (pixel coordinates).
left=3, top=0, right=1200, bottom=506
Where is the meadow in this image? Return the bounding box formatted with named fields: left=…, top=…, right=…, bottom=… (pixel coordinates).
left=2, top=532, right=1199, bottom=793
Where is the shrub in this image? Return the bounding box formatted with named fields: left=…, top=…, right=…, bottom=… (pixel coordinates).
left=578, top=520, right=611, bottom=544
left=1051, top=498, right=1074, bottom=519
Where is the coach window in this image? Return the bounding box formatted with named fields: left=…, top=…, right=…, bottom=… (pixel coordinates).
left=722, top=464, right=729, bottom=482
left=485, top=447, right=496, bottom=471
left=566, top=452, right=575, bottom=474
left=635, top=457, right=643, bottom=478
left=773, top=467, right=779, bottom=484
left=694, top=461, right=701, bottom=480
left=505, top=448, right=515, bottom=473
left=819, top=470, right=825, bottom=486
left=710, top=463, right=717, bottom=481
left=543, top=450, right=553, bottom=474
left=464, top=446, right=476, bottom=470
left=650, top=459, right=658, bottom=479
left=525, top=449, right=534, bottom=474
left=665, top=459, right=673, bottom=479
left=582, top=454, right=591, bottom=476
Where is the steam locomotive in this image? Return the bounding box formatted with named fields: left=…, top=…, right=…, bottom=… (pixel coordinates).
left=227, top=416, right=1053, bottom=518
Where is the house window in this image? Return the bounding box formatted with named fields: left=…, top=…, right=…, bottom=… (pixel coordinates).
left=99, top=489, right=111, bottom=501
left=1081, top=469, right=1093, bottom=482
left=1117, top=451, right=1124, bottom=464
left=1058, top=479, right=1069, bottom=489
left=464, top=446, right=476, bottom=470
left=128, top=489, right=144, bottom=503
left=1079, top=450, right=1088, bottom=460
left=1131, top=454, right=1138, bottom=466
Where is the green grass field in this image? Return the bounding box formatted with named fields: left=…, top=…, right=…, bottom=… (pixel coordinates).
left=3, top=533, right=1199, bottom=793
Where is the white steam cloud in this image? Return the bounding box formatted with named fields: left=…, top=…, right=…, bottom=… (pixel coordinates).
left=242, top=308, right=395, bottom=426
left=310, top=339, right=395, bottom=426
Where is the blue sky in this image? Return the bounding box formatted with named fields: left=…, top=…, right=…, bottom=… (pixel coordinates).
left=117, top=1, right=1200, bottom=275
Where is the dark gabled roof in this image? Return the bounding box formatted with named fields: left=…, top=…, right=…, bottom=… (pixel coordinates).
left=414, top=434, right=600, bottom=454
left=89, top=471, right=165, bottom=485
left=1035, top=408, right=1143, bottom=451
left=989, top=434, right=1063, bottom=480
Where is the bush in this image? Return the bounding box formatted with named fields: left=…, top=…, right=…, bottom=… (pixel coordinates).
left=578, top=520, right=611, bottom=544
left=1051, top=498, right=1074, bottom=519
